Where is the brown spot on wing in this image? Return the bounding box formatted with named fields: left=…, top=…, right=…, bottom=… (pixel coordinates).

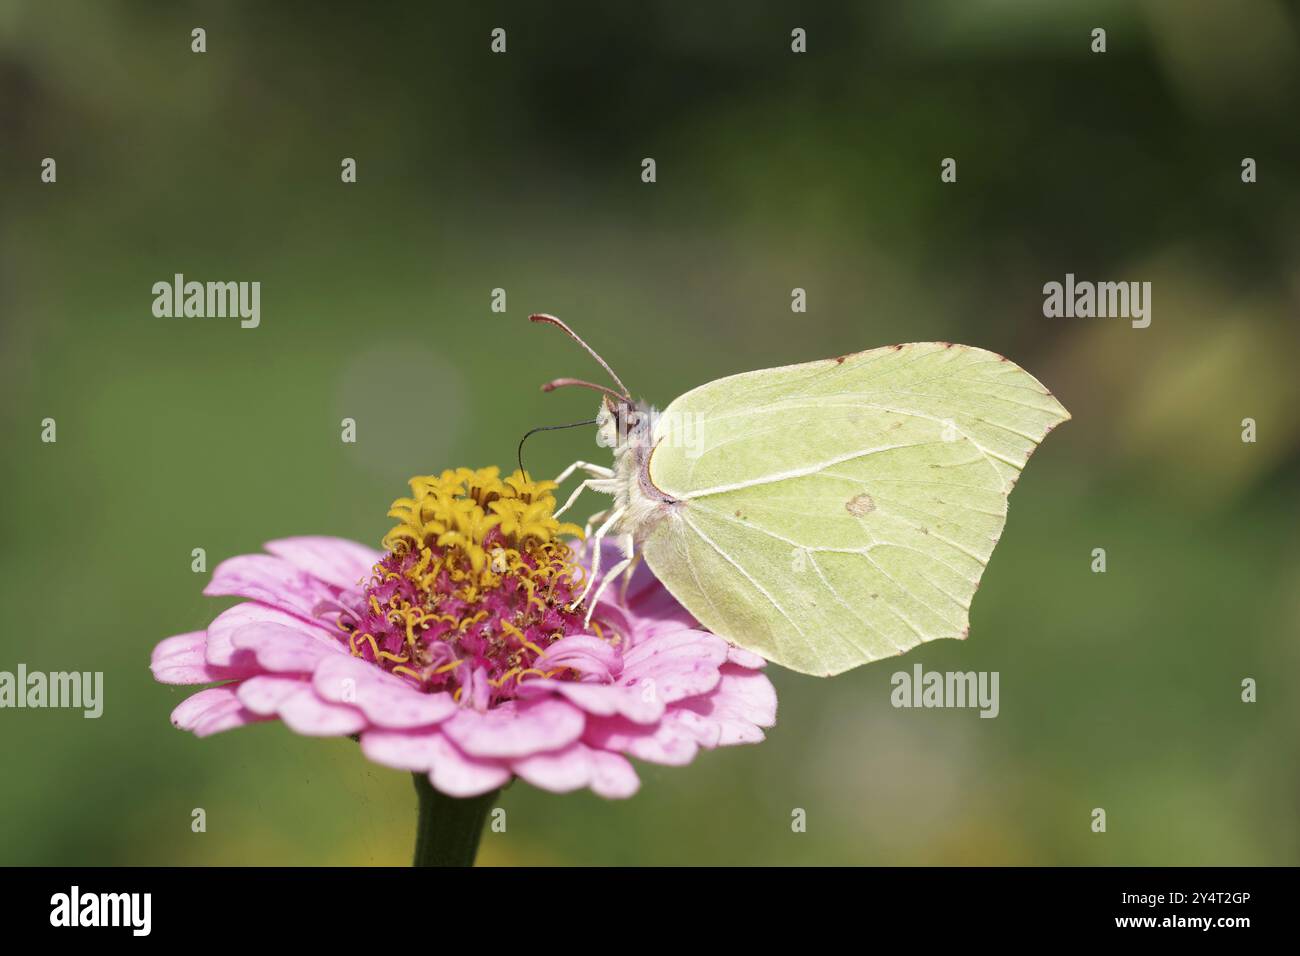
left=845, top=493, right=875, bottom=517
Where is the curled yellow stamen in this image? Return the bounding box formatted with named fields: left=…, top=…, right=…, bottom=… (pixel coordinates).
left=348, top=467, right=588, bottom=703
left=488, top=668, right=522, bottom=688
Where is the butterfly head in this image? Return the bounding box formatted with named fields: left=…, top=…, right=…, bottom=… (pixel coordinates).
left=596, top=394, right=659, bottom=452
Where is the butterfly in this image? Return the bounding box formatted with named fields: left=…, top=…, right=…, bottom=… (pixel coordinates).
left=529, top=314, right=1070, bottom=677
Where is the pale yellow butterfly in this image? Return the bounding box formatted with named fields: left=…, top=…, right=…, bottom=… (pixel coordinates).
left=530, top=314, right=1069, bottom=677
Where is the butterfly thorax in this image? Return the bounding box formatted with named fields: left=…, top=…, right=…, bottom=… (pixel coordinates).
left=597, top=397, right=678, bottom=540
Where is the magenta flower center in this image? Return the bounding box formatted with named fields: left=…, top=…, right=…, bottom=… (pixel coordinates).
left=331, top=468, right=599, bottom=709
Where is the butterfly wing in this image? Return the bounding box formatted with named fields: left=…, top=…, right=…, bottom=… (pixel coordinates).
left=638, top=342, right=1069, bottom=676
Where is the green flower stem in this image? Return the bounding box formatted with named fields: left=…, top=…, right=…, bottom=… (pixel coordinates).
left=411, top=772, right=498, bottom=867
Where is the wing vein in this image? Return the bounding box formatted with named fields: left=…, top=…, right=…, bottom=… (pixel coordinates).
left=680, top=513, right=819, bottom=664
left=679, top=440, right=956, bottom=499
left=806, top=552, right=905, bottom=655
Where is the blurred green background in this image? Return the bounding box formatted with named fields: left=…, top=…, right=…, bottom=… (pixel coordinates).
left=1, top=0, right=1298, bottom=865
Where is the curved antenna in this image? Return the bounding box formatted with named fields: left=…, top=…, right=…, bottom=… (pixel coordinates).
left=529, top=313, right=631, bottom=399
left=541, top=377, right=627, bottom=402
left=517, top=418, right=599, bottom=480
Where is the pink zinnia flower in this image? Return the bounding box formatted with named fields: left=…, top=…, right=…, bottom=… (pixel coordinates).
left=152, top=467, right=776, bottom=802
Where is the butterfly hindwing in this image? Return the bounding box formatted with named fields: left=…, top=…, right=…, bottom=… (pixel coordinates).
left=639, top=342, right=1069, bottom=675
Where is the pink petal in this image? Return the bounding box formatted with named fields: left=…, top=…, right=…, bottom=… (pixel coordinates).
left=726, top=645, right=767, bottom=669
left=229, top=622, right=346, bottom=673
left=511, top=744, right=591, bottom=793
left=264, top=536, right=380, bottom=591
left=716, top=664, right=778, bottom=727
left=587, top=748, right=641, bottom=798
left=194, top=705, right=266, bottom=737
left=621, top=626, right=728, bottom=671
left=276, top=686, right=367, bottom=736
left=312, top=655, right=456, bottom=729
left=359, top=727, right=446, bottom=771
left=205, top=602, right=336, bottom=668
left=666, top=707, right=723, bottom=748
left=204, top=554, right=337, bottom=621
left=535, top=634, right=621, bottom=680
left=234, top=673, right=365, bottom=735
left=515, top=676, right=666, bottom=724
left=512, top=742, right=640, bottom=798
left=443, top=697, right=585, bottom=759
left=236, top=674, right=308, bottom=714
left=170, top=685, right=264, bottom=737
left=171, top=685, right=238, bottom=730
left=152, top=632, right=256, bottom=685
left=681, top=665, right=778, bottom=745
left=427, top=742, right=512, bottom=797
left=361, top=730, right=512, bottom=797
left=618, top=628, right=727, bottom=704
left=584, top=710, right=716, bottom=765
left=192, top=707, right=263, bottom=738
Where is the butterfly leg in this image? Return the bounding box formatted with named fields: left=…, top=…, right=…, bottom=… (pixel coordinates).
left=557, top=500, right=609, bottom=571
left=553, top=470, right=618, bottom=522
left=617, top=551, right=642, bottom=605
left=576, top=507, right=610, bottom=564
left=582, top=508, right=609, bottom=542
left=554, top=476, right=618, bottom=521
left=570, top=508, right=623, bottom=610
left=584, top=533, right=635, bottom=624
left=553, top=460, right=615, bottom=484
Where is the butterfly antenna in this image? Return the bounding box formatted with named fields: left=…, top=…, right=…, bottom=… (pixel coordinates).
left=540, top=377, right=628, bottom=402
left=517, top=418, right=600, bottom=480
left=529, top=313, right=631, bottom=399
